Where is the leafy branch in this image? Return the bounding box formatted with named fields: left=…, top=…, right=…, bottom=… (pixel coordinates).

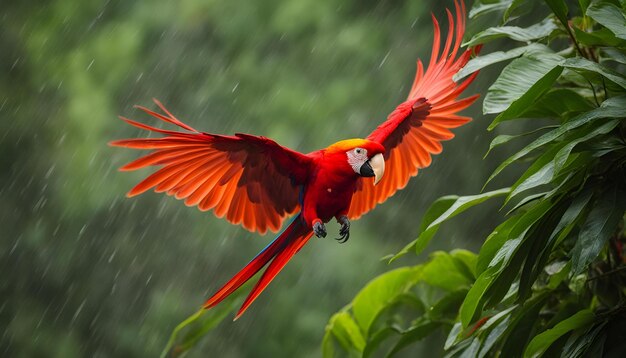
left=324, top=0, right=626, bottom=356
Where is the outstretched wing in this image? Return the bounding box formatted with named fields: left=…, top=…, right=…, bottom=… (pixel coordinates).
left=110, top=100, right=312, bottom=234
left=348, top=0, right=480, bottom=219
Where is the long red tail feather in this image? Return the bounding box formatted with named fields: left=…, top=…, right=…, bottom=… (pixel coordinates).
left=234, top=227, right=313, bottom=320
left=203, top=215, right=313, bottom=318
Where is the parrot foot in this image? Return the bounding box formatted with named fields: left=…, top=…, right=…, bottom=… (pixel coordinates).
left=313, top=221, right=327, bottom=238
left=335, top=216, right=350, bottom=244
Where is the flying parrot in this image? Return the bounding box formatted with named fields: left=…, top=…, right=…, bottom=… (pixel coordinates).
left=111, top=0, right=479, bottom=320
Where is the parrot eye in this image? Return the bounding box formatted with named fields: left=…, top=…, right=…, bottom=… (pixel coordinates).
left=346, top=147, right=369, bottom=174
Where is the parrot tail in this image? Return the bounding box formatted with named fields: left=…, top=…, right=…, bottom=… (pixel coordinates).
left=203, top=214, right=313, bottom=320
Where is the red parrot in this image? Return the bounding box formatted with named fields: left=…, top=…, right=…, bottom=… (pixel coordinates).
left=111, top=0, right=479, bottom=320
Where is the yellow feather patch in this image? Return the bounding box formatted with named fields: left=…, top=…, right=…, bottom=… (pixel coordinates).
left=325, top=138, right=370, bottom=153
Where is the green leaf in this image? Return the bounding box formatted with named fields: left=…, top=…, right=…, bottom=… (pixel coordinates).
left=519, top=88, right=594, bottom=119
left=477, top=199, right=553, bottom=274
left=490, top=66, right=564, bottom=128
left=524, top=309, right=595, bottom=358
left=552, top=119, right=620, bottom=176
left=562, top=57, right=626, bottom=90
left=507, top=143, right=567, bottom=203
left=476, top=215, right=520, bottom=275
left=510, top=162, right=554, bottom=202
left=506, top=146, right=585, bottom=209
left=478, top=305, right=518, bottom=333
left=516, top=199, right=569, bottom=300
left=389, top=189, right=509, bottom=262
left=573, top=27, right=624, bottom=47
left=486, top=95, right=626, bottom=184
left=462, top=199, right=553, bottom=327
left=461, top=260, right=511, bottom=328
left=544, top=158, right=589, bottom=198
left=422, top=251, right=474, bottom=291
left=161, top=283, right=249, bottom=358
left=362, top=326, right=400, bottom=358
left=457, top=336, right=481, bottom=357
left=352, top=267, right=421, bottom=334
left=386, top=320, right=441, bottom=357
left=544, top=0, right=570, bottom=29
left=322, top=327, right=336, bottom=358
left=547, top=261, right=571, bottom=289
left=499, top=292, right=551, bottom=357
left=483, top=49, right=563, bottom=117
left=588, top=135, right=626, bottom=156
left=506, top=192, right=548, bottom=215
left=578, top=0, right=591, bottom=14
left=323, top=311, right=366, bottom=356
left=429, top=289, right=469, bottom=321
left=572, top=184, right=626, bottom=274
left=601, top=47, right=626, bottom=65
left=532, top=190, right=593, bottom=289
left=454, top=44, right=545, bottom=81
left=478, top=314, right=513, bottom=357
left=552, top=190, right=594, bottom=248
left=451, top=249, right=479, bottom=280
left=444, top=322, right=463, bottom=350
left=484, top=237, right=534, bottom=308
left=504, top=0, right=532, bottom=22
left=561, top=322, right=607, bottom=358
left=469, top=0, right=514, bottom=19
left=587, top=2, right=626, bottom=40
left=414, top=188, right=510, bottom=255
left=485, top=125, right=559, bottom=158
left=464, top=18, right=558, bottom=47
left=388, top=196, right=458, bottom=263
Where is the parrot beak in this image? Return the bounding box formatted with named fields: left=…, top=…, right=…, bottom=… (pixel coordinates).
left=358, top=153, right=385, bottom=185
left=370, top=153, right=385, bottom=185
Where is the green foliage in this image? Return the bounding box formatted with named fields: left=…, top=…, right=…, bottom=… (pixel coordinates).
left=464, top=18, right=558, bottom=47
left=587, top=2, right=626, bottom=40
left=323, top=250, right=476, bottom=357
left=390, top=188, right=510, bottom=262
left=524, top=309, right=595, bottom=358
left=324, top=0, right=626, bottom=356
left=161, top=283, right=250, bottom=358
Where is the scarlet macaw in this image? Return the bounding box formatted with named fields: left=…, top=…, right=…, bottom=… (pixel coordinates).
left=111, top=0, right=479, bottom=320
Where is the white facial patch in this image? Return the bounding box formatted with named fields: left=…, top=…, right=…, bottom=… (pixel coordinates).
left=346, top=148, right=368, bottom=173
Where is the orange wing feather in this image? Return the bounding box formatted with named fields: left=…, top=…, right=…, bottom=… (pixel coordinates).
left=348, top=0, right=480, bottom=220
left=110, top=100, right=312, bottom=234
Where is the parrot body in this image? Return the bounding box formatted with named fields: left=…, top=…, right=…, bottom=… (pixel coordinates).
left=301, top=139, right=385, bottom=227
left=111, top=0, right=479, bottom=319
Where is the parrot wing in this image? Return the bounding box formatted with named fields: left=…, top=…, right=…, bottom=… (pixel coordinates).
left=110, top=100, right=312, bottom=234
left=348, top=0, right=480, bottom=220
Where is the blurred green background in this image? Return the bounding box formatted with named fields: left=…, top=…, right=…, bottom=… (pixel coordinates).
left=1, top=0, right=511, bottom=356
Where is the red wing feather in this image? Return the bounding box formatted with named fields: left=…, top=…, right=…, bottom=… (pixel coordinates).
left=111, top=100, right=312, bottom=234
left=349, top=0, right=480, bottom=220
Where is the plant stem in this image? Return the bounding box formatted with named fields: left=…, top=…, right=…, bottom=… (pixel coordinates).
left=565, top=21, right=586, bottom=58
left=587, top=266, right=626, bottom=282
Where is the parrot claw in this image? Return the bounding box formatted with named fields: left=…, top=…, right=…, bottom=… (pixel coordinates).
left=313, top=221, right=327, bottom=238
left=335, top=216, right=350, bottom=244
left=336, top=232, right=350, bottom=244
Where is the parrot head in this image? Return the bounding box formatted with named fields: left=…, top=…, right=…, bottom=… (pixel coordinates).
left=326, top=139, right=385, bottom=185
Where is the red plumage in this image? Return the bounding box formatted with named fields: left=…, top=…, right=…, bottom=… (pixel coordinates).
left=110, top=0, right=479, bottom=318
